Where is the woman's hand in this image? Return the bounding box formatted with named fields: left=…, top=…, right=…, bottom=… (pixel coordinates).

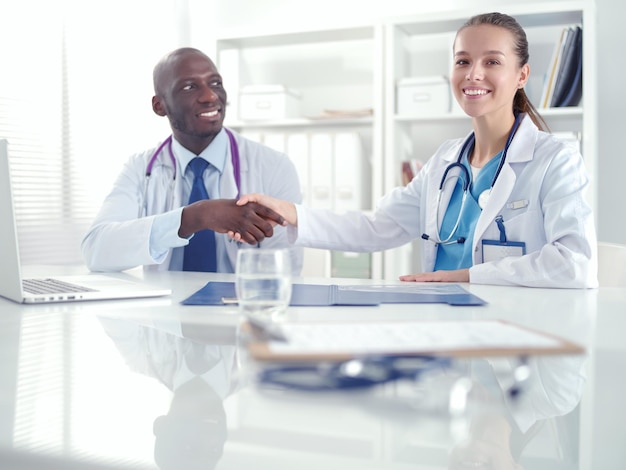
left=400, top=269, right=470, bottom=283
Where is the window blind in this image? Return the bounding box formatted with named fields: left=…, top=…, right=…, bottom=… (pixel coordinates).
left=0, top=0, right=178, bottom=266
left=1, top=0, right=187, bottom=464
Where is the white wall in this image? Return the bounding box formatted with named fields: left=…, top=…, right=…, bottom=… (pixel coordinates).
left=596, top=0, right=626, bottom=244
left=194, top=0, right=625, bottom=245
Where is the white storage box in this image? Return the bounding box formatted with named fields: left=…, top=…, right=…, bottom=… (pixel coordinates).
left=396, top=76, right=451, bottom=116
left=239, top=85, right=301, bottom=120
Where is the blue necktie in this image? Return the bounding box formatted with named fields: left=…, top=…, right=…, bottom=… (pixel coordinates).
left=183, top=158, right=217, bottom=272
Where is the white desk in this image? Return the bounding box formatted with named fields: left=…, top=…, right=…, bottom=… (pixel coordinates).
left=0, top=267, right=625, bottom=469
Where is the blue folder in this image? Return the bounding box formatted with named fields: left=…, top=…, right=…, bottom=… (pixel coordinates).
left=181, top=282, right=486, bottom=307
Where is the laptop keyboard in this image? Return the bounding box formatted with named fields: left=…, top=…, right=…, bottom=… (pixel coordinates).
left=23, top=278, right=97, bottom=295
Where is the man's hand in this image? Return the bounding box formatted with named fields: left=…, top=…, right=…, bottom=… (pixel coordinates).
left=399, top=269, right=470, bottom=283
left=178, top=199, right=286, bottom=245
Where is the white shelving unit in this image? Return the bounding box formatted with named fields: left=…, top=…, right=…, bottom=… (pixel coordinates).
left=215, top=24, right=385, bottom=279
left=382, top=2, right=596, bottom=279
left=214, top=1, right=596, bottom=281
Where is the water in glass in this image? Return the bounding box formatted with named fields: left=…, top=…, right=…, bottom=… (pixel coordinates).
left=236, top=248, right=292, bottom=321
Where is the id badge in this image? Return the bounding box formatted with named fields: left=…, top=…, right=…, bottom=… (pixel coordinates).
left=482, top=239, right=526, bottom=262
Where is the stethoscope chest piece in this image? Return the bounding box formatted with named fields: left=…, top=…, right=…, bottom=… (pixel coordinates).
left=478, top=189, right=491, bottom=209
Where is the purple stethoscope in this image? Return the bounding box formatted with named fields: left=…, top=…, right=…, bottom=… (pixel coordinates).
left=140, top=128, right=241, bottom=217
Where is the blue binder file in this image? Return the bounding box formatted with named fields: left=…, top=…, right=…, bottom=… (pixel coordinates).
left=181, top=282, right=487, bottom=307
left=557, top=25, right=583, bottom=107
left=550, top=25, right=583, bottom=108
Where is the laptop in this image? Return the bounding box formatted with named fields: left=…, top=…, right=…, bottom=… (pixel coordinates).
left=0, top=139, right=172, bottom=303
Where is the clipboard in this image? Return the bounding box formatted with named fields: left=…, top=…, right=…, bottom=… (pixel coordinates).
left=181, top=281, right=487, bottom=306
left=244, top=320, right=585, bottom=362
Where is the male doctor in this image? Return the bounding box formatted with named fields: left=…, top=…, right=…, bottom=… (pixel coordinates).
left=82, top=47, right=303, bottom=274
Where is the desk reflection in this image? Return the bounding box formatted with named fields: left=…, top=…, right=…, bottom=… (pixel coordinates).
left=446, top=353, right=586, bottom=470
left=94, top=281, right=593, bottom=470
left=98, top=316, right=239, bottom=470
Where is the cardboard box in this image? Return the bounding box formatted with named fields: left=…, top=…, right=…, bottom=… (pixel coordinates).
left=396, top=76, right=451, bottom=116
left=239, top=85, right=301, bottom=120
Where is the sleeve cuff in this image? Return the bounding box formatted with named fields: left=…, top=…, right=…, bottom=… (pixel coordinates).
left=149, top=208, right=188, bottom=262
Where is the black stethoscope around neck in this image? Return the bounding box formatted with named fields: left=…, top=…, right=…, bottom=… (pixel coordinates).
left=139, top=128, right=241, bottom=217
left=421, top=113, right=523, bottom=246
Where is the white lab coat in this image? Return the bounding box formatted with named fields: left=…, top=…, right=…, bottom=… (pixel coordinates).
left=294, top=114, right=597, bottom=288
left=82, top=129, right=303, bottom=274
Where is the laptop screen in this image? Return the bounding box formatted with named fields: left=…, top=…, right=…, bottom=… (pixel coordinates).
left=0, top=139, right=172, bottom=304
left=0, top=139, right=28, bottom=302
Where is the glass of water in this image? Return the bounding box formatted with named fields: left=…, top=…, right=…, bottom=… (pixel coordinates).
left=235, top=248, right=292, bottom=322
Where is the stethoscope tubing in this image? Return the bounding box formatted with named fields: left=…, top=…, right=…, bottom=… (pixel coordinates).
left=423, top=113, right=523, bottom=245
left=140, top=128, right=241, bottom=217
left=258, top=355, right=450, bottom=391
left=145, top=135, right=176, bottom=178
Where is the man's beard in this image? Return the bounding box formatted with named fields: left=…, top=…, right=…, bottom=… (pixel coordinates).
left=170, top=115, right=221, bottom=140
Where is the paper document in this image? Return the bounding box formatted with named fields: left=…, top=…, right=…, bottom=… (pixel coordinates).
left=247, top=320, right=585, bottom=361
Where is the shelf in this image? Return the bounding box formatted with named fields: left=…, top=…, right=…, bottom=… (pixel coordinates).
left=216, top=25, right=374, bottom=49
left=381, top=3, right=594, bottom=280
left=389, top=3, right=585, bottom=36
left=393, top=107, right=583, bottom=123
left=537, top=106, right=584, bottom=117
left=226, top=116, right=374, bottom=129
left=214, top=2, right=595, bottom=281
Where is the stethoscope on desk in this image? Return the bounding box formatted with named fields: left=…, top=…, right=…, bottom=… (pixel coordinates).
left=258, top=355, right=451, bottom=391
left=140, top=128, right=241, bottom=217
left=421, top=113, right=523, bottom=246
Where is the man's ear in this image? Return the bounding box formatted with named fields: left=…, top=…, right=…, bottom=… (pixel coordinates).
left=152, top=96, right=166, bottom=117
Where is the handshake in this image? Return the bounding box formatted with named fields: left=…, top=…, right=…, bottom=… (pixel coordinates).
left=178, top=193, right=296, bottom=245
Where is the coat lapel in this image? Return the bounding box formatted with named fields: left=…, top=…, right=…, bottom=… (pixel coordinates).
left=473, top=115, right=538, bottom=247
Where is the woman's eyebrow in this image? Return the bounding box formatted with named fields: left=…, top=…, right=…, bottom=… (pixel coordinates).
left=455, top=50, right=506, bottom=57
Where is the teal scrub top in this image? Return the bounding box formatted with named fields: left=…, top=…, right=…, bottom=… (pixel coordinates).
left=434, top=149, right=503, bottom=270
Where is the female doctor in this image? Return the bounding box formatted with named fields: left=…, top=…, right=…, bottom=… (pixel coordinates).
left=236, top=12, right=597, bottom=288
